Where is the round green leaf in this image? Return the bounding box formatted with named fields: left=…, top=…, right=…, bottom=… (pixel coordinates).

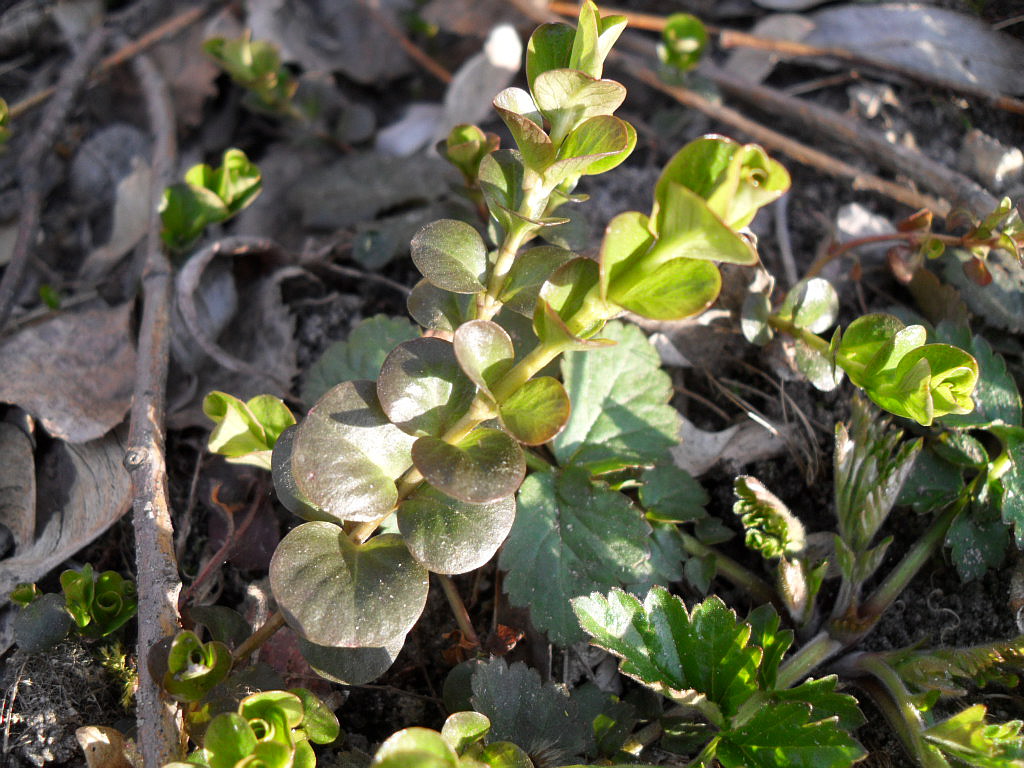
left=290, top=687, right=341, bottom=745
left=796, top=338, right=843, bottom=392
left=204, top=713, right=257, bottom=768
left=407, top=279, right=473, bottom=333
left=291, top=380, right=416, bottom=523
left=526, top=23, right=574, bottom=93
left=397, top=486, right=516, bottom=574
left=298, top=633, right=405, bottom=686
left=271, top=425, right=332, bottom=523
left=163, top=630, right=233, bottom=702
left=499, top=377, right=570, bottom=445
left=659, top=13, right=708, bottom=72
left=378, top=338, right=477, bottom=437
left=453, top=320, right=515, bottom=396
left=441, top=711, right=491, bottom=753
left=240, top=690, right=304, bottom=731
left=372, top=728, right=459, bottom=768
left=270, top=523, right=429, bottom=648
left=479, top=742, right=534, bottom=768
left=777, top=278, right=839, bottom=334
left=410, top=219, right=488, bottom=294
left=412, top=428, right=526, bottom=504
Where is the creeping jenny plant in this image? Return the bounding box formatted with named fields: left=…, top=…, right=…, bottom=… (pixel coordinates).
left=186, top=3, right=1024, bottom=766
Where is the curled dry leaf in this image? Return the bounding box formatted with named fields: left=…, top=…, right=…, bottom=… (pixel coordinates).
left=0, top=302, right=136, bottom=442
left=672, top=415, right=789, bottom=477
left=0, top=429, right=132, bottom=605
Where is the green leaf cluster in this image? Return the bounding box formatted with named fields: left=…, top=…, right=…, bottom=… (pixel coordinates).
left=162, top=630, right=233, bottom=703
left=165, top=688, right=339, bottom=768
left=372, top=711, right=532, bottom=768
left=573, top=587, right=866, bottom=767
left=204, top=391, right=295, bottom=470
left=203, top=34, right=298, bottom=115
left=161, top=148, right=262, bottom=251
left=59, top=563, right=138, bottom=639
left=658, top=14, right=708, bottom=73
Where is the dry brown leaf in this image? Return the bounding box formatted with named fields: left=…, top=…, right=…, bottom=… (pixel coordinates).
left=672, top=416, right=789, bottom=477
left=0, top=429, right=132, bottom=604
left=79, top=158, right=153, bottom=282
left=0, top=422, right=35, bottom=551
left=0, top=302, right=136, bottom=442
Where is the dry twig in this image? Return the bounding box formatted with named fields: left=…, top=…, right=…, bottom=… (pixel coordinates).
left=125, top=50, right=184, bottom=765
left=0, top=26, right=107, bottom=330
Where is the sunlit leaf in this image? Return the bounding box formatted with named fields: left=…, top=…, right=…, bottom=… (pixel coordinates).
left=412, top=428, right=525, bottom=504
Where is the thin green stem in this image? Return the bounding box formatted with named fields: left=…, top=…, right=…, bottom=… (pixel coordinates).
left=678, top=532, right=778, bottom=607
left=437, top=574, right=479, bottom=647
left=492, top=340, right=568, bottom=402
left=775, top=630, right=844, bottom=689
left=684, top=735, right=721, bottom=768
left=233, top=610, right=286, bottom=665
left=803, top=232, right=961, bottom=280
left=861, top=501, right=961, bottom=621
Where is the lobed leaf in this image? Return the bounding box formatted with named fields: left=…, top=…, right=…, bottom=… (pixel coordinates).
left=639, top=464, right=709, bottom=524
left=553, top=321, right=680, bottom=473
left=500, top=468, right=651, bottom=645
left=269, top=524, right=429, bottom=648
left=734, top=476, right=806, bottom=559
left=301, top=315, right=419, bottom=404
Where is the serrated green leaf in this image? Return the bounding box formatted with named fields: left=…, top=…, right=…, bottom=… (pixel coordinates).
left=412, top=428, right=525, bottom=504
left=378, top=338, right=477, bottom=438
left=500, top=468, right=651, bottom=645
left=774, top=676, right=865, bottom=731
left=745, top=604, right=792, bottom=691
left=407, top=279, right=474, bottom=333
left=453, top=320, right=515, bottom=396
left=942, top=248, right=1024, bottom=334
left=470, top=658, right=591, bottom=761
left=301, top=316, right=419, bottom=404
left=896, top=446, right=964, bottom=513
left=923, top=705, right=1024, bottom=768
left=890, top=636, right=1024, bottom=698
left=991, top=425, right=1024, bottom=547
left=411, top=219, right=489, bottom=293
left=270, top=524, right=428, bottom=647
left=397, top=485, right=515, bottom=574
left=573, top=588, right=761, bottom=721
left=716, top=701, right=866, bottom=768
left=499, top=376, right=570, bottom=445
left=553, top=321, right=680, bottom=473
left=291, top=380, right=416, bottom=523
left=639, top=465, right=708, bottom=523
left=298, top=634, right=404, bottom=686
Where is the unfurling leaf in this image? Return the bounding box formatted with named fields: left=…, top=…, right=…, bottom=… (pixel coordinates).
left=204, top=391, right=295, bottom=470
left=162, top=630, right=232, bottom=702
left=659, top=14, right=708, bottom=73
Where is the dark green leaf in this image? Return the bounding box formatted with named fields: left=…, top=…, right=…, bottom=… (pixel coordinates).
left=500, top=468, right=651, bottom=645
left=774, top=676, right=865, bottom=731
left=639, top=465, right=708, bottom=523
left=947, top=510, right=1007, bottom=582
left=716, top=701, right=866, bottom=768
left=298, top=634, right=404, bottom=686
left=407, top=279, right=474, bottom=333
left=378, top=338, right=477, bottom=437
left=745, top=604, right=792, bottom=691
left=554, top=321, right=680, bottom=473
left=412, top=428, right=525, bottom=504
left=410, top=219, right=489, bottom=294
left=935, top=322, right=1021, bottom=428
left=499, top=376, right=570, bottom=445
left=270, top=524, right=428, bottom=647
left=271, top=425, right=331, bottom=523
left=897, top=447, right=965, bottom=513
left=188, top=606, right=251, bottom=649
left=470, top=658, right=591, bottom=761
left=397, top=486, right=515, bottom=574
left=453, top=320, right=515, bottom=396
left=302, top=315, right=419, bottom=404
left=291, top=380, right=416, bottom=523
